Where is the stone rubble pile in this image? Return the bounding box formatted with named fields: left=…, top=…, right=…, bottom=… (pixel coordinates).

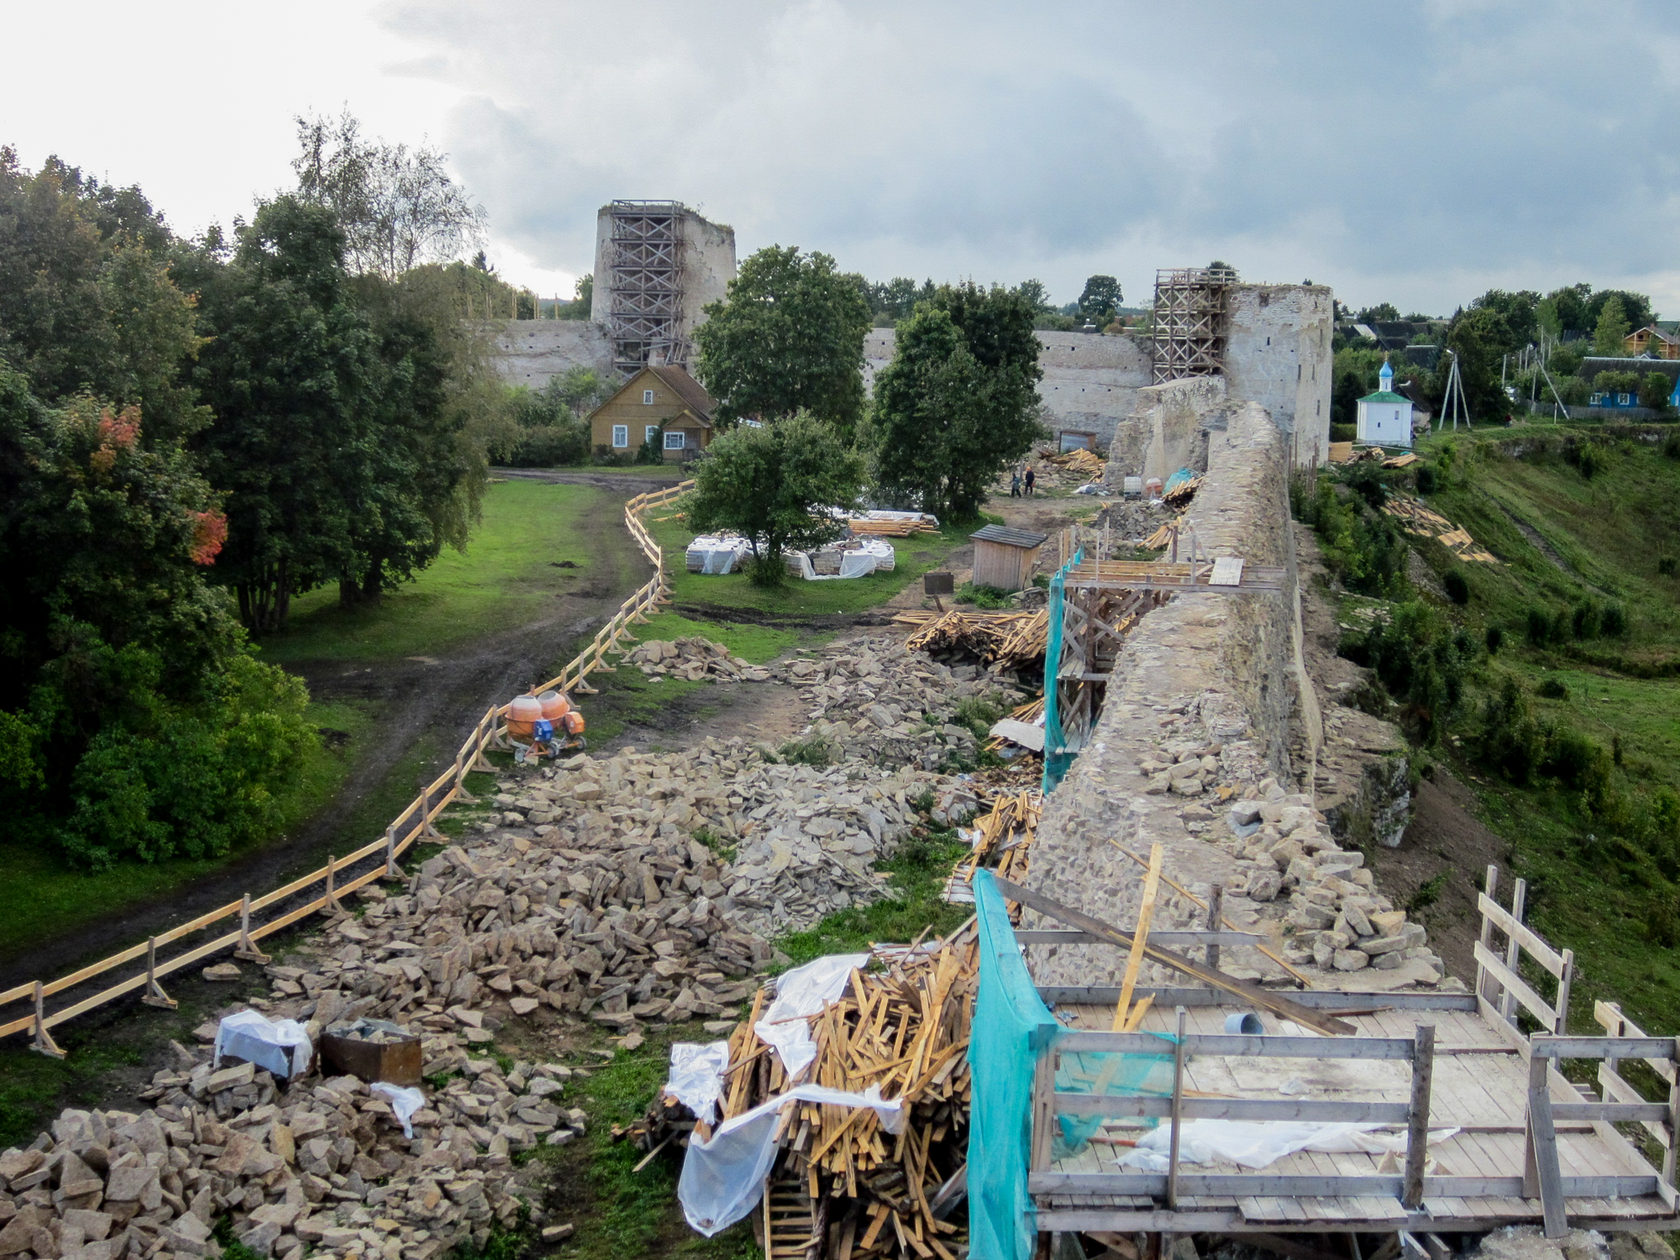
left=627, top=637, right=772, bottom=683
left=1135, top=717, right=1446, bottom=984
left=783, top=633, right=1013, bottom=771
left=0, top=1040, right=582, bottom=1260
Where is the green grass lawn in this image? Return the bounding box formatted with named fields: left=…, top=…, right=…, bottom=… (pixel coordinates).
left=262, top=479, right=621, bottom=665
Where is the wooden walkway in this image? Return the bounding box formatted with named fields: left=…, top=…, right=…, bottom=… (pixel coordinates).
left=1014, top=871, right=1680, bottom=1239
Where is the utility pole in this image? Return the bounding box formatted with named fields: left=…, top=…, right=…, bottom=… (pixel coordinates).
left=1437, top=350, right=1471, bottom=431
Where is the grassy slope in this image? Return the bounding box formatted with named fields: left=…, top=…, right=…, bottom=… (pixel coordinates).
left=0, top=480, right=614, bottom=962
left=1404, top=428, right=1680, bottom=1025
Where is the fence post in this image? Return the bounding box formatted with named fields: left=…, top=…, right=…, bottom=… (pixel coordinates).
left=325, top=856, right=339, bottom=914
left=471, top=707, right=498, bottom=770
left=141, top=936, right=177, bottom=1009
left=31, top=982, right=64, bottom=1058
left=419, top=782, right=441, bottom=838
left=1499, top=876, right=1528, bottom=1024
left=385, top=824, right=400, bottom=877
left=1204, top=884, right=1224, bottom=971
left=235, top=893, right=271, bottom=963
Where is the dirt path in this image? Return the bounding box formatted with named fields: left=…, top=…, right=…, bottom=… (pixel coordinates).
left=0, top=472, right=658, bottom=990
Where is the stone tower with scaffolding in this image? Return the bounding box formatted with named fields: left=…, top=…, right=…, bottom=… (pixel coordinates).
left=591, top=201, right=736, bottom=377
left=1149, top=265, right=1239, bottom=383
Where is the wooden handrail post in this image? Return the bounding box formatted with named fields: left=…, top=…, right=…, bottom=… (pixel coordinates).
left=1666, top=1036, right=1680, bottom=1188
left=31, top=981, right=63, bottom=1058
left=1167, top=1006, right=1187, bottom=1208
left=234, top=893, right=271, bottom=963
left=1476, top=864, right=1499, bottom=1009
left=1523, top=1051, right=1567, bottom=1236
left=1403, top=1024, right=1435, bottom=1208
left=385, top=824, right=399, bottom=877
left=141, top=936, right=176, bottom=1009
left=1204, top=885, right=1224, bottom=971
left=1500, top=877, right=1528, bottom=1025
left=325, top=855, right=339, bottom=913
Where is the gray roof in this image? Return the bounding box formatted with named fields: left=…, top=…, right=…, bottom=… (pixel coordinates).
left=970, top=524, right=1049, bottom=549
left=1579, top=357, right=1680, bottom=384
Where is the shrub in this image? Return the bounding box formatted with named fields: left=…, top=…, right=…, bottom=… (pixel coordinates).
left=1545, top=727, right=1614, bottom=813
left=1660, top=557, right=1677, bottom=577
left=956, top=582, right=1014, bottom=609
left=1485, top=624, right=1504, bottom=654
left=1538, top=677, right=1569, bottom=699
left=1525, top=607, right=1553, bottom=647
left=1572, top=601, right=1602, bottom=640
left=1473, top=676, right=1548, bottom=785
left=746, top=552, right=787, bottom=588
left=1358, top=600, right=1471, bottom=742
left=1300, top=476, right=1409, bottom=597
left=777, top=736, right=835, bottom=766
left=1602, top=602, right=1629, bottom=637
left=1415, top=464, right=1438, bottom=494
left=1443, top=569, right=1470, bottom=605
left=1329, top=423, right=1356, bottom=443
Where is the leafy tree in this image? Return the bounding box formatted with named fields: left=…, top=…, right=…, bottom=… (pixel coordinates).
left=1541, top=283, right=1593, bottom=336
left=292, top=109, right=486, bottom=281
left=683, top=412, right=864, bottom=584
left=694, top=245, right=873, bottom=434
left=1587, top=288, right=1653, bottom=339
left=1357, top=302, right=1400, bottom=323
left=1594, top=296, right=1632, bottom=356
left=873, top=288, right=1044, bottom=520
left=571, top=272, right=594, bottom=318
left=0, top=148, right=205, bottom=443
left=1444, top=306, right=1514, bottom=420
left=1013, top=279, right=1053, bottom=315
left=1469, top=289, right=1540, bottom=352
left=1077, top=275, right=1122, bottom=324
left=1641, top=371, right=1674, bottom=412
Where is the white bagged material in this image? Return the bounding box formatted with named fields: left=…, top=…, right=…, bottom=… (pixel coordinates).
left=754, top=953, right=869, bottom=1080
left=213, top=1009, right=313, bottom=1080
left=679, top=1084, right=904, bottom=1235
left=665, top=1041, right=731, bottom=1120
left=371, top=1082, right=426, bottom=1139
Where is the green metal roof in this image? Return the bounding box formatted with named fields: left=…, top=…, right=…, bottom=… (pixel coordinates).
left=1358, top=390, right=1411, bottom=404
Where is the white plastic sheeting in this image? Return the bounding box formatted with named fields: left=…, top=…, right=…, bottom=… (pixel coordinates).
left=665, top=1040, right=731, bottom=1120
left=687, top=535, right=751, bottom=575
left=678, top=1084, right=905, bottom=1236
left=754, top=953, right=869, bottom=1081
left=370, top=1083, right=426, bottom=1139
left=213, top=1010, right=313, bottom=1080
left=1117, top=1120, right=1460, bottom=1171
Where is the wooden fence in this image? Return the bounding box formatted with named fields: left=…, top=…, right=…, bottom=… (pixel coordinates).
left=0, top=480, right=694, bottom=1057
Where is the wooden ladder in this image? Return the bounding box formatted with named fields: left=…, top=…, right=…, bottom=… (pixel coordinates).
left=761, top=1173, right=818, bottom=1260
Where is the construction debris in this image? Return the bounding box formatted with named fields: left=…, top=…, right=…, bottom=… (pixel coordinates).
left=630, top=637, right=775, bottom=682
left=1382, top=496, right=1499, bottom=562
left=1161, top=474, right=1204, bottom=508
left=895, top=609, right=1048, bottom=670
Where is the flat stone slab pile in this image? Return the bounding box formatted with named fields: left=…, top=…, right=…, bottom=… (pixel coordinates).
left=628, top=637, right=772, bottom=682
left=0, top=1040, right=580, bottom=1260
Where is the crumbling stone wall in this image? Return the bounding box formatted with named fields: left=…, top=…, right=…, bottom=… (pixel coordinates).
left=1027, top=401, right=1325, bottom=985
left=490, top=320, right=613, bottom=388
left=1224, top=285, right=1334, bottom=468
left=1102, top=375, right=1226, bottom=487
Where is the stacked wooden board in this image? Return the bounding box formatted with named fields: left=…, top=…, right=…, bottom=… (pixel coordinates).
left=895, top=608, right=1048, bottom=669
left=1382, top=496, right=1499, bottom=563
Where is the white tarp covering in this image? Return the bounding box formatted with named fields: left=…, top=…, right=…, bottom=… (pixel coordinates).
left=370, top=1083, right=426, bottom=1139
left=686, top=535, right=751, bottom=575
left=678, top=1084, right=905, bottom=1235
left=664, top=1040, right=731, bottom=1120
left=213, top=1010, right=313, bottom=1079
left=1117, top=1120, right=1460, bottom=1171
left=753, top=952, right=869, bottom=1080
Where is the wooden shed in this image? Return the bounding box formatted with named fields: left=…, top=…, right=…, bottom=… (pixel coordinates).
left=970, top=524, right=1048, bottom=591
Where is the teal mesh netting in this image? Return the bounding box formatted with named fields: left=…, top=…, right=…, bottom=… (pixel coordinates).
left=968, top=870, right=1176, bottom=1260
left=1040, top=547, right=1083, bottom=796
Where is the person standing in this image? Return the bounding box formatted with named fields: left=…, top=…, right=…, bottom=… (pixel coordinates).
left=1024, top=465, right=1036, bottom=496
left=1010, top=469, right=1022, bottom=497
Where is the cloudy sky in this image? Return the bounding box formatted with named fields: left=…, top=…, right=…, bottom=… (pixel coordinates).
left=7, top=0, right=1680, bottom=318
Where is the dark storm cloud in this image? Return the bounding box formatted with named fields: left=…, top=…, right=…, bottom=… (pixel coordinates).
left=381, top=0, right=1680, bottom=312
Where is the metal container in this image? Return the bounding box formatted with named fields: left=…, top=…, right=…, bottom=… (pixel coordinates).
left=1122, top=476, right=1143, bottom=498
left=320, top=1018, right=424, bottom=1086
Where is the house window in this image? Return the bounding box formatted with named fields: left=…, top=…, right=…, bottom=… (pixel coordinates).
left=664, top=430, right=686, bottom=450
left=642, top=389, right=655, bottom=405
left=612, top=424, right=628, bottom=448
left=645, top=425, right=660, bottom=446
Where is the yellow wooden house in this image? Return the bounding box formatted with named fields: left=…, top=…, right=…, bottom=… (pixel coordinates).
left=587, top=365, right=717, bottom=461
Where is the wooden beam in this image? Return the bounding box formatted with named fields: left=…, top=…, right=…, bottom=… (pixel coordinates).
left=1524, top=1053, right=1568, bottom=1238
left=1113, top=845, right=1164, bottom=1031
left=993, top=877, right=1354, bottom=1035
left=1403, top=1024, right=1435, bottom=1209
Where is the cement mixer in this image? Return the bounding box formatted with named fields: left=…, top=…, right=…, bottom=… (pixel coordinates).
left=506, top=688, right=586, bottom=763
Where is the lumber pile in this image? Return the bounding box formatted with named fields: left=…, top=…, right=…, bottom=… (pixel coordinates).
left=961, top=790, right=1039, bottom=891
left=718, top=940, right=976, bottom=1260
left=846, top=515, right=940, bottom=538
left=895, top=608, right=1047, bottom=669
left=1161, top=474, right=1204, bottom=507
left=1142, top=518, right=1183, bottom=550
left=1043, top=447, right=1107, bottom=481
left=1382, top=496, right=1499, bottom=563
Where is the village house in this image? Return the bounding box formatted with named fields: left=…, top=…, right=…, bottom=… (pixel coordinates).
left=586, top=364, right=717, bottom=461
left=1623, top=323, right=1680, bottom=360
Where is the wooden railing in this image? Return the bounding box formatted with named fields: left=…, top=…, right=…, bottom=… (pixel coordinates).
left=0, top=480, right=693, bottom=1057
left=1475, top=863, right=1575, bottom=1039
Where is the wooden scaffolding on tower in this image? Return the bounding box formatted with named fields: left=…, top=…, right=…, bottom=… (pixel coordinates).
left=1150, top=266, right=1238, bottom=384
left=606, top=200, right=688, bottom=376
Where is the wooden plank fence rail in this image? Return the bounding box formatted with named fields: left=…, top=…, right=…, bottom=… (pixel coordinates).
left=1475, top=864, right=1574, bottom=1037
left=1, top=479, right=695, bottom=1056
